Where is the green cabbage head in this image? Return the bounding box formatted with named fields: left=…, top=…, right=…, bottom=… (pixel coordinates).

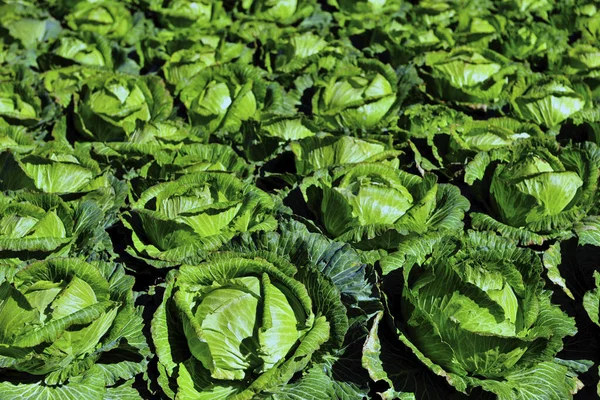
left=0, top=192, right=76, bottom=262
left=147, top=0, right=230, bottom=30
left=0, top=258, right=149, bottom=398
left=300, top=163, right=469, bottom=250
left=65, top=0, right=132, bottom=40
left=0, top=82, right=42, bottom=125
left=491, top=151, right=583, bottom=227
left=43, top=33, right=113, bottom=69
left=122, top=172, right=277, bottom=267
left=152, top=219, right=371, bottom=399
left=378, top=232, right=583, bottom=398
left=313, top=59, right=399, bottom=131
left=180, top=65, right=267, bottom=134
left=511, top=77, right=587, bottom=128
left=423, top=47, right=516, bottom=104
left=240, top=0, right=299, bottom=20
left=466, top=140, right=600, bottom=244
left=234, top=0, right=315, bottom=23
left=74, top=74, right=173, bottom=141
left=162, top=35, right=251, bottom=88
left=0, top=144, right=124, bottom=199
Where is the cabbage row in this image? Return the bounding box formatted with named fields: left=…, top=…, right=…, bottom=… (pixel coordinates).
left=1, top=1, right=599, bottom=399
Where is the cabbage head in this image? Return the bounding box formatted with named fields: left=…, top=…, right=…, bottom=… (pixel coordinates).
left=300, top=163, right=469, bottom=251
left=74, top=74, right=173, bottom=142
left=375, top=231, right=585, bottom=399
left=511, top=76, right=588, bottom=128
left=180, top=65, right=269, bottom=135
left=312, top=59, right=401, bottom=131
left=122, top=172, right=277, bottom=267
left=0, top=258, right=149, bottom=399
left=465, top=139, right=600, bottom=246
left=422, top=47, right=517, bottom=105
left=152, top=220, right=374, bottom=399
left=64, top=0, right=132, bottom=41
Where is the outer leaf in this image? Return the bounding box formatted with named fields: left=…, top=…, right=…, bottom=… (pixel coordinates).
left=0, top=366, right=106, bottom=400
left=583, top=272, right=600, bottom=326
